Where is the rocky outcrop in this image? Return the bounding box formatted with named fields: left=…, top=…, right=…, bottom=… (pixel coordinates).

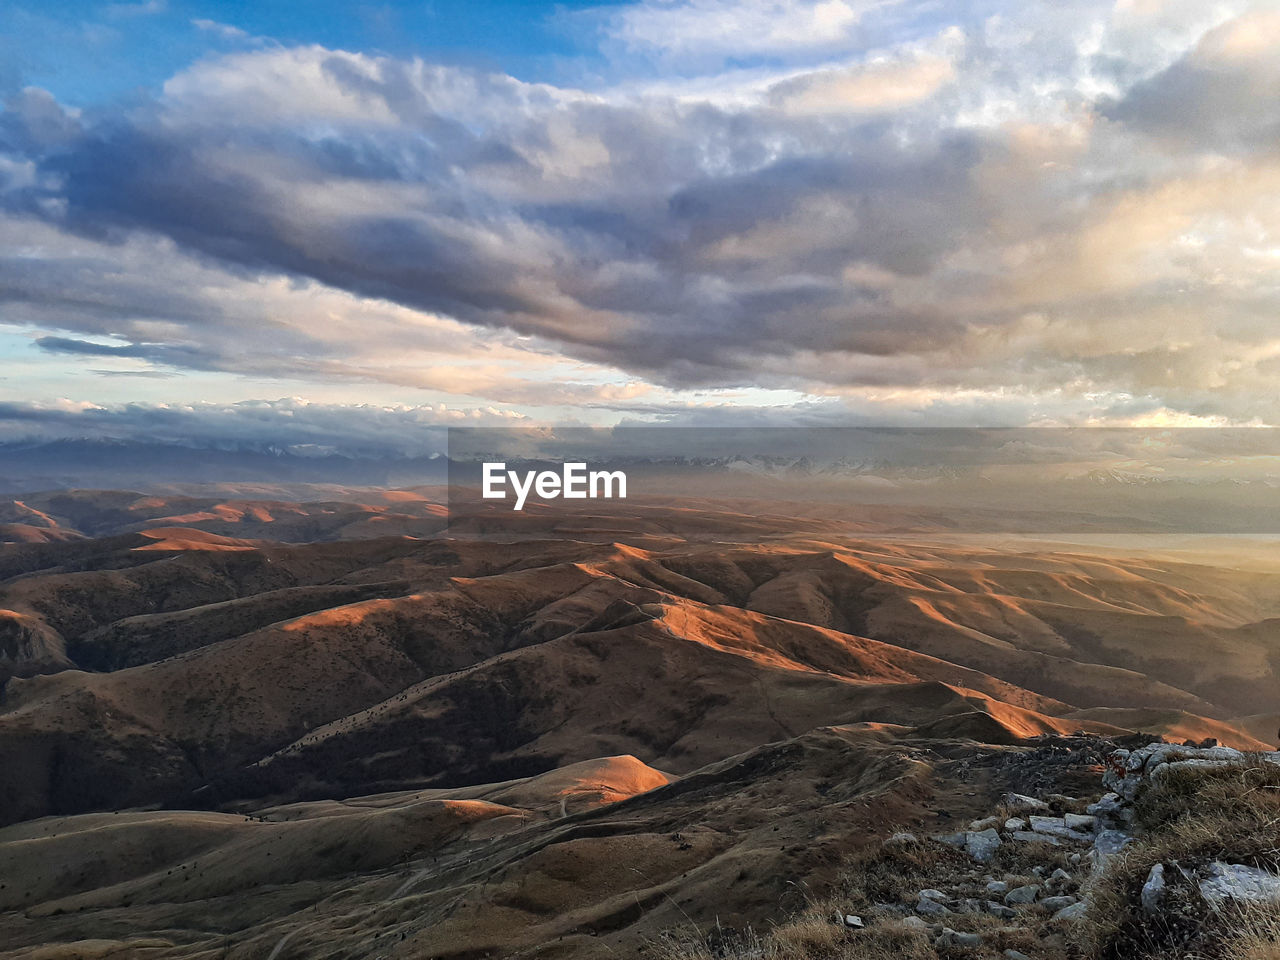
left=1101, top=741, right=1280, bottom=805
left=836, top=739, right=1280, bottom=954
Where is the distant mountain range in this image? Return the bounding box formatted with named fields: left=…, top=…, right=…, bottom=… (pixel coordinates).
left=0, top=439, right=449, bottom=492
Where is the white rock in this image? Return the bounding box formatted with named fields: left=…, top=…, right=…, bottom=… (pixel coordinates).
left=1002, top=793, right=1049, bottom=813
left=1054, top=901, right=1088, bottom=922
left=971, top=816, right=1001, bottom=831
left=1011, top=830, right=1061, bottom=846
left=1151, top=758, right=1242, bottom=779
left=1028, top=815, right=1064, bottom=830
left=985, top=880, right=1009, bottom=895
left=842, top=914, right=865, bottom=929
left=935, top=928, right=983, bottom=948
left=1141, top=863, right=1166, bottom=914
left=916, top=897, right=951, bottom=917
left=966, top=828, right=1003, bottom=863
left=1004, top=884, right=1040, bottom=906
left=1004, top=817, right=1027, bottom=832
left=1064, top=813, right=1096, bottom=832
left=1028, top=816, right=1092, bottom=843
left=902, top=915, right=929, bottom=931
left=919, top=889, right=949, bottom=903
left=1093, top=829, right=1132, bottom=859
left=1087, top=792, right=1123, bottom=817
left=1198, top=862, right=1280, bottom=906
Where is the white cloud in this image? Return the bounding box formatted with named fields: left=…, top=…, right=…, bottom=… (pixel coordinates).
left=765, top=51, right=954, bottom=115
left=105, top=0, right=166, bottom=18
left=190, top=18, right=250, bottom=41
left=605, top=0, right=887, bottom=63
left=3, top=0, right=1280, bottom=430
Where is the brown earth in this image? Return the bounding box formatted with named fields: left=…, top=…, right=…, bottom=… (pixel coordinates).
left=0, top=492, right=1276, bottom=957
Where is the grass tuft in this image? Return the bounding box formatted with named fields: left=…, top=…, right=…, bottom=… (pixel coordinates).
left=1077, top=758, right=1280, bottom=960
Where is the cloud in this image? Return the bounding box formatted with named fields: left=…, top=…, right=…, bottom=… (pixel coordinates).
left=601, top=0, right=886, bottom=64
left=0, top=1, right=1277, bottom=427
left=1103, top=8, right=1280, bottom=151
left=766, top=53, right=954, bottom=116
left=105, top=0, right=166, bottom=18
left=0, top=213, right=682, bottom=409
left=191, top=18, right=250, bottom=41
left=36, top=336, right=153, bottom=358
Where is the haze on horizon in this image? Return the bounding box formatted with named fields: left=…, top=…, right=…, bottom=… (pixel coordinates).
left=2, top=0, right=1279, bottom=455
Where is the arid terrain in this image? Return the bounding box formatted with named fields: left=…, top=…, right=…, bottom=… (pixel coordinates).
left=0, top=489, right=1277, bottom=959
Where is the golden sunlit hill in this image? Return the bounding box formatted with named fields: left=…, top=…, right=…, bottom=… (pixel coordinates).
left=0, top=492, right=1276, bottom=957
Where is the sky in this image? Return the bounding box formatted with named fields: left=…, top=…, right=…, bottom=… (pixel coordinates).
left=1, top=0, right=1279, bottom=454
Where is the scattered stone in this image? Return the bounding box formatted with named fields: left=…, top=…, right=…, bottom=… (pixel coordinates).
left=935, top=928, right=983, bottom=949
left=1053, top=901, right=1088, bottom=922
left=1041, top=895, right=1078, bottom=911
left=1029, top=815, right=1064, bottom=830
left=1102, top=743, right=1279, bottom=803
left=1198, top=862, right=1280, bottom=906
left=916, top=896, right=951, bottom=917
left=1087, top=792, right=1123, bottom=818
left=841, top=914, right=865, bottom=928
left=1093, top=829, right=1132, bottom=860
left=1140, top=863, right=1166, bottom=914
left=1028, top=815, right=1092, bottom=842
left=1064, top=813, right=1096, bottom=832
left=1011, top=830, right=1061, bottom=846
left=1005, top=884, right=1041, bottom=906
left=894, top=742, right=1278, bottom=955
left=1002, top=793, right=1050, bottom=813
left=966, top=828, right=1002, bottom=863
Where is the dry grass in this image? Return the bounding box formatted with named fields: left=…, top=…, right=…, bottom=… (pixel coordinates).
left=833, top=834, right=974, bottom=905
left=651, top=834, right=1070, bottom=960
left=654, top=759, right=1280, bottom=960
left=650, top=908, right=940, bottom=960
left=1218, top=905, right=1280, bottom=960
left=1078, top=758, right=1280, bottom=960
